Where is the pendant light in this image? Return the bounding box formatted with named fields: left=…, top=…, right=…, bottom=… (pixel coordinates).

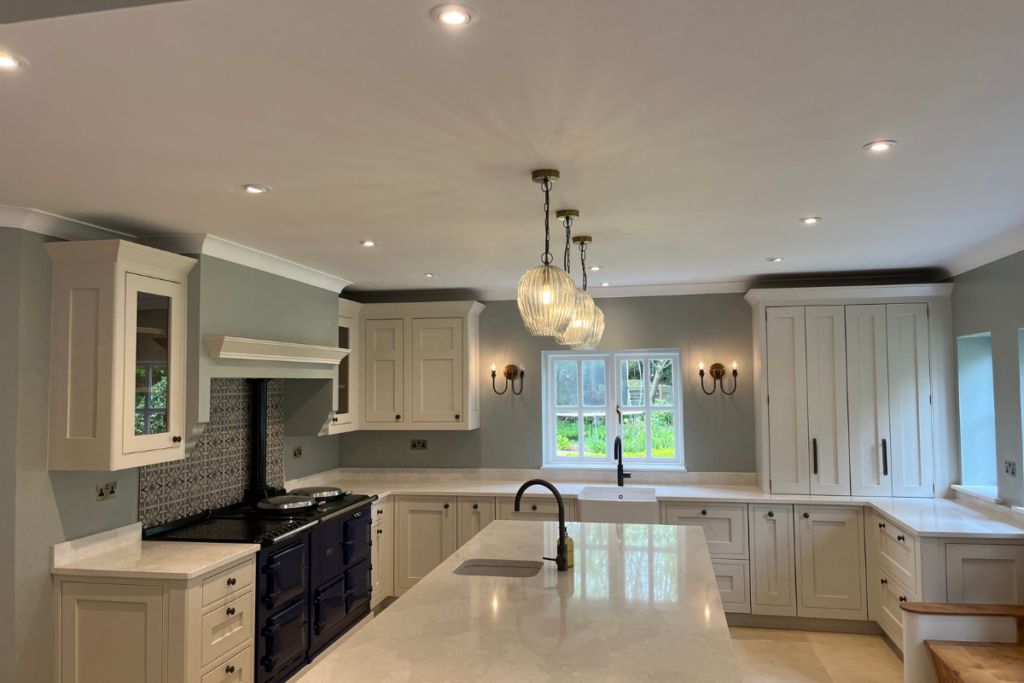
left=517, top=170, right=577, bottom=336
left=578, top=305, right=605, bottom=350
left=556, top=235, right=597, bottom=347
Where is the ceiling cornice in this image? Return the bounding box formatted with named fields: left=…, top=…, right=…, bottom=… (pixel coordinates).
left=139, top=234, right=353, bottom=293
left=0, top=205, right=135, bottom=241
left=943, top=221, right=1024, bottom=277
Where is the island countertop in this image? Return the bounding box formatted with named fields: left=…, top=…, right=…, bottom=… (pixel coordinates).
left=300, top=520, right=743, bottom=683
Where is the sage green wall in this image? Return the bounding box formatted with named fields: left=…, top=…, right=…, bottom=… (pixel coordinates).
left=339, top=295, right=755, bottom=471
left=0, top=228, right=141, bottom=683
left=952, top=249, right=1024, bottom=506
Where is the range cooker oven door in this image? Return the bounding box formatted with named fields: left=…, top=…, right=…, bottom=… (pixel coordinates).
left=261, top=540, right=307, bottom=612
left=344, top=559, right=372, bottom=616
left=343, top=511, right=372, bottom=565
left=312, top=574, right=348, bottom=642
left=260, top=597, right=307, bottom=675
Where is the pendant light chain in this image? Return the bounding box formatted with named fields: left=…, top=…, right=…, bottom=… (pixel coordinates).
left=541, top=178, right=553, bottom=265
left=580, top=240, right=588, bottom=291
left=563, top=214, right=573, bottom=273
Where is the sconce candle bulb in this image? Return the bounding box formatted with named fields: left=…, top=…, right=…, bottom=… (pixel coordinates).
left=699, top=362, right=738, bottom=396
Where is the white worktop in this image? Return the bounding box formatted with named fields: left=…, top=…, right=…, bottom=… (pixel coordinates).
left=290, top=470, right=1024, bottom=539
left=301, top=520, right=742, bottom=683
left=51, top=522, right=258, bottom=580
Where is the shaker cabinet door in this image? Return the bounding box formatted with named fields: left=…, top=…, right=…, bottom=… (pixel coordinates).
left=795, top=506, right=867, bottom=619
left=394, top=496, right=457, bottom=595
left=364, top=319, right=405, bottom=423
left=412, top=317, right=464, bottom=423
left=886, top=304, right=933, bottom=498
left=766, top=307, right=810, bottom=494
left=846, top=305, right=892, bottom=496
left=805, top=306, right=850, bottom=495
left=749, top=505, right=797, bottom=617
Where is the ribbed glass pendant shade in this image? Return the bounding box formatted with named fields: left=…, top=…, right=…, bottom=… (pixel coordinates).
left=555, top=288, right=596, bottom=346
left=573, top=305, right=605, bottom=350
left=517, top=264, right=577, bottom=336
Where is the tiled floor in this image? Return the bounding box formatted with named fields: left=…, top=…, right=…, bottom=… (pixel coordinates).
left=730, top=628, right=904, bottom=683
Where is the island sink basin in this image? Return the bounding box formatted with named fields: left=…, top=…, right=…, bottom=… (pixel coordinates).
left=452, top=559, right=545, bottom=577
left=577, top=486, right=661, bottom=524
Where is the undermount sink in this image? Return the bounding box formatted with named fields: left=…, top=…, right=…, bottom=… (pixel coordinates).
left=452, top=559, right=545, bottom=578
left=577, top=486, right=660, bottom=524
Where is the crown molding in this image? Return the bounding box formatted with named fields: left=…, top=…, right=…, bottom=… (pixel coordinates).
left=139, top=234, right=352, bottom=293
left=744, top=283, right=954, bottom=306
left=943, top=221, right=1024, bottom=277
left=0, top=205, right=135, bottom=241
left=476, top=279, right=751, bottom=301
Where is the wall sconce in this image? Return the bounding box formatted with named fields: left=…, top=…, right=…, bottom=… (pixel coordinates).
left=699, top=362, right=738, bottom=396
left=492, top=364, right=524, bottom=395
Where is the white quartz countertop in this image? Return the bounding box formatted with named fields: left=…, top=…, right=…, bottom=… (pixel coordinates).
left=308, top=476, right=1024, bottom=539
left=301, top=520, right=742, bottom=683
left=51, top=523, right=258, bottom=580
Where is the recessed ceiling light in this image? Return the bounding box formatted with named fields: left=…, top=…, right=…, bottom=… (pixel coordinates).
left=600, top=282, right=610, bottom=287
left=864, top=140, right=897, bottom=152
left=0, top=53, right=24, bottom=70
left=243, top=184, right=270, bottom=194
left=360, top=241, right=376, bottom=247
left=432, top=4, right=475, bottom=26
left=799, top=217, right=821, bottom=225
left=589, top=265, right=602, bottom=271
left=766, top=257, right=783, bottom=262
left=425, top=273, right=438, bottom=278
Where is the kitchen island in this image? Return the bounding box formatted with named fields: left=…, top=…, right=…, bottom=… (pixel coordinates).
left=300, top=520, right=742, bottom=682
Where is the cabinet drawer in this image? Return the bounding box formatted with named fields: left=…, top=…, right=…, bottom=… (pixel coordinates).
left=876, top=565, right=912, bottom=650
left=497, top=497, right=576, bottom=522
left=663, top=504, right=748, bottom=559
left=203, top=558, right=255, bottom=608
left=202, top=646, right=252, bottom=683
left=202, top=591, right=253, bottom=667
left=874, top=516, right=918, bottom=596
left=371, top=498, right=388, bottom=527
left=712, top=560, right=751, bottom=614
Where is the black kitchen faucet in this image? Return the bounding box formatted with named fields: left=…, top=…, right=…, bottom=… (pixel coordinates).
left=514, top=479, right=569, bottom=571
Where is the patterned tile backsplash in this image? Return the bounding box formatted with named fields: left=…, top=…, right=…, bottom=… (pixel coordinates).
left=139, top=378, right=285, bottom=528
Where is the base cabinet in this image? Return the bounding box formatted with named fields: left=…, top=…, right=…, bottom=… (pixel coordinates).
left=662, top=503, right=748, bottom=559
left=749, top=504, right=797, bottom=617
left=55, top=557, right=256, bottom=683
left=795, top=505, right=867, bottom=620
left=945, top=544, right=1024, bottom=604
left=457, top=497, right=496, bottom=548
left=497, top=496, right=576, bottom=522
left=713, top=560, right=751, bottom=614
left=394, top=496, right=457, bottom=596
left=371, top=499, right=393, bottom=608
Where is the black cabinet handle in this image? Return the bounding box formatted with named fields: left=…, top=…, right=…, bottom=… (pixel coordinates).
left=899, top=596, right=907, bottom=603
left=377, top=528, right=382, bottom=536
left=332, top=417, right=338, bottom=423
left=226, top=607, right=236, bottom=616
left=473, top=503, right=479, bottom=510
left=443, top=503, right=449, bottom=509
left=396, top=414, right=401, bottom=421
left=812, top=438, right=818, bottom=475
left=227, top=577, right=237, bottom=586
left=882, top=438, right=888, bottom=476
left=172, top=436, right=182, bottom=443
left=803, top=512, right=810, bottom=519
left=455, top=414, right=461, bottom=420
left=377, top=509, right=383, bottom=516
left=879, top=522, right=886, bottom=529
left=767, top=511, right=774, bottom=518
left=225, top=665, right=235, bottom=674
left=701, top=510, right=707, bottom=516
left=881, top=578, right=887, bottom=585
left=897, top=535, right=905, bottom=542
left=532, top=505, right=538, bottom=511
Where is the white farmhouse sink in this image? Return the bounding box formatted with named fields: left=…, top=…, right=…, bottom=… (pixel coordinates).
left=576, top=486, right=660, bottom=524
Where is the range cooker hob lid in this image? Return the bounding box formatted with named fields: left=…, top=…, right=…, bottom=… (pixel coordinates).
left=289, top=486, right=351, bottom=501
left=256, top=494, right=318, bottom=514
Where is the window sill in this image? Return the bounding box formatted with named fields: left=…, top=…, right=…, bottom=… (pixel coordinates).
left=541, top=463, right=687, bottom=472
left=951, top=484, right=1002, bottom=505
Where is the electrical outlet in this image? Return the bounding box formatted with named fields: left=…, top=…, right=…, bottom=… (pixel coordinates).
left=293, top=446, right=303, bottom=459
left=1006, top=460, right=1017, bottom=477
left=96, top=481, right=117, bottom=501
left=411, top=439, right=428, bottom=451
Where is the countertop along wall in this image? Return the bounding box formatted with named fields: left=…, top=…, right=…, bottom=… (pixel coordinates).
left=952, top=248, right=1024, bottom=506
left=338, top=294, right=755, bottom=472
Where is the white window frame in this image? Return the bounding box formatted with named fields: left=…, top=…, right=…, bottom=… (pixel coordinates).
left=542, top=348, right=684, bottom=470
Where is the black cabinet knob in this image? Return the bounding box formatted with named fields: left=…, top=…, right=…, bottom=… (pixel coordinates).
left=225, top=665, right=235, bottom=674
left=377, top=509, right=383, bottom=515
left=532, top=505, right=538, bottom=511
left=701, top=510, right=707, bottom=516
left=226, top=607, right=236, bottom=616
left=455, top=414, right=461, bottom=420
left=396, top=414, right=401, bottom=421
left=172, top=436, right=182, bottom=443
left=881, top=578, right=888, bottom=585
left=899, top=596, right=907, bottom=603
left=377, top=528, right=382, bottom=536
left=444, top=503, right=449, bottom=509
left=897, top=535, right=905, bottom=542
left=227, top=577, right=236, bottom=586
left=803, top=512, right=810, bottom=519
left=473, top=504, right=478, bottom=510
left=767, top=511, right=774, bottom=518
left=879, top=522, right=885, bottom=529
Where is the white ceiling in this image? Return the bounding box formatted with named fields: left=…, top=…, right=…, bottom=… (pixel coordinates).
left=2, top=0, right=1024, bottom=292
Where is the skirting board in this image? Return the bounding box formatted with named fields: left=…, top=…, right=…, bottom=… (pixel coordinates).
left=726, top=613, right=902, bottom=659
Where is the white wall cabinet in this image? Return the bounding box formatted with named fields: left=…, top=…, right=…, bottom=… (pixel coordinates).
left=795, top=505, right=867, bottom=619
left=749, top=504, right=797, bottom=617
left=328, top=299, right=361, bottom=434
left=361, top=302, right=483, bottom=431
left=46, top=240, right=196, bottom=471
left=945, top=544, right=1024, bottom=604
left=394, top=496, right=458, bottom=596
left=457, top=496, right=496, bottom=548
left=753, top=288, right=942, bottom=498
left=55, top=557, right=256, bottom=683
